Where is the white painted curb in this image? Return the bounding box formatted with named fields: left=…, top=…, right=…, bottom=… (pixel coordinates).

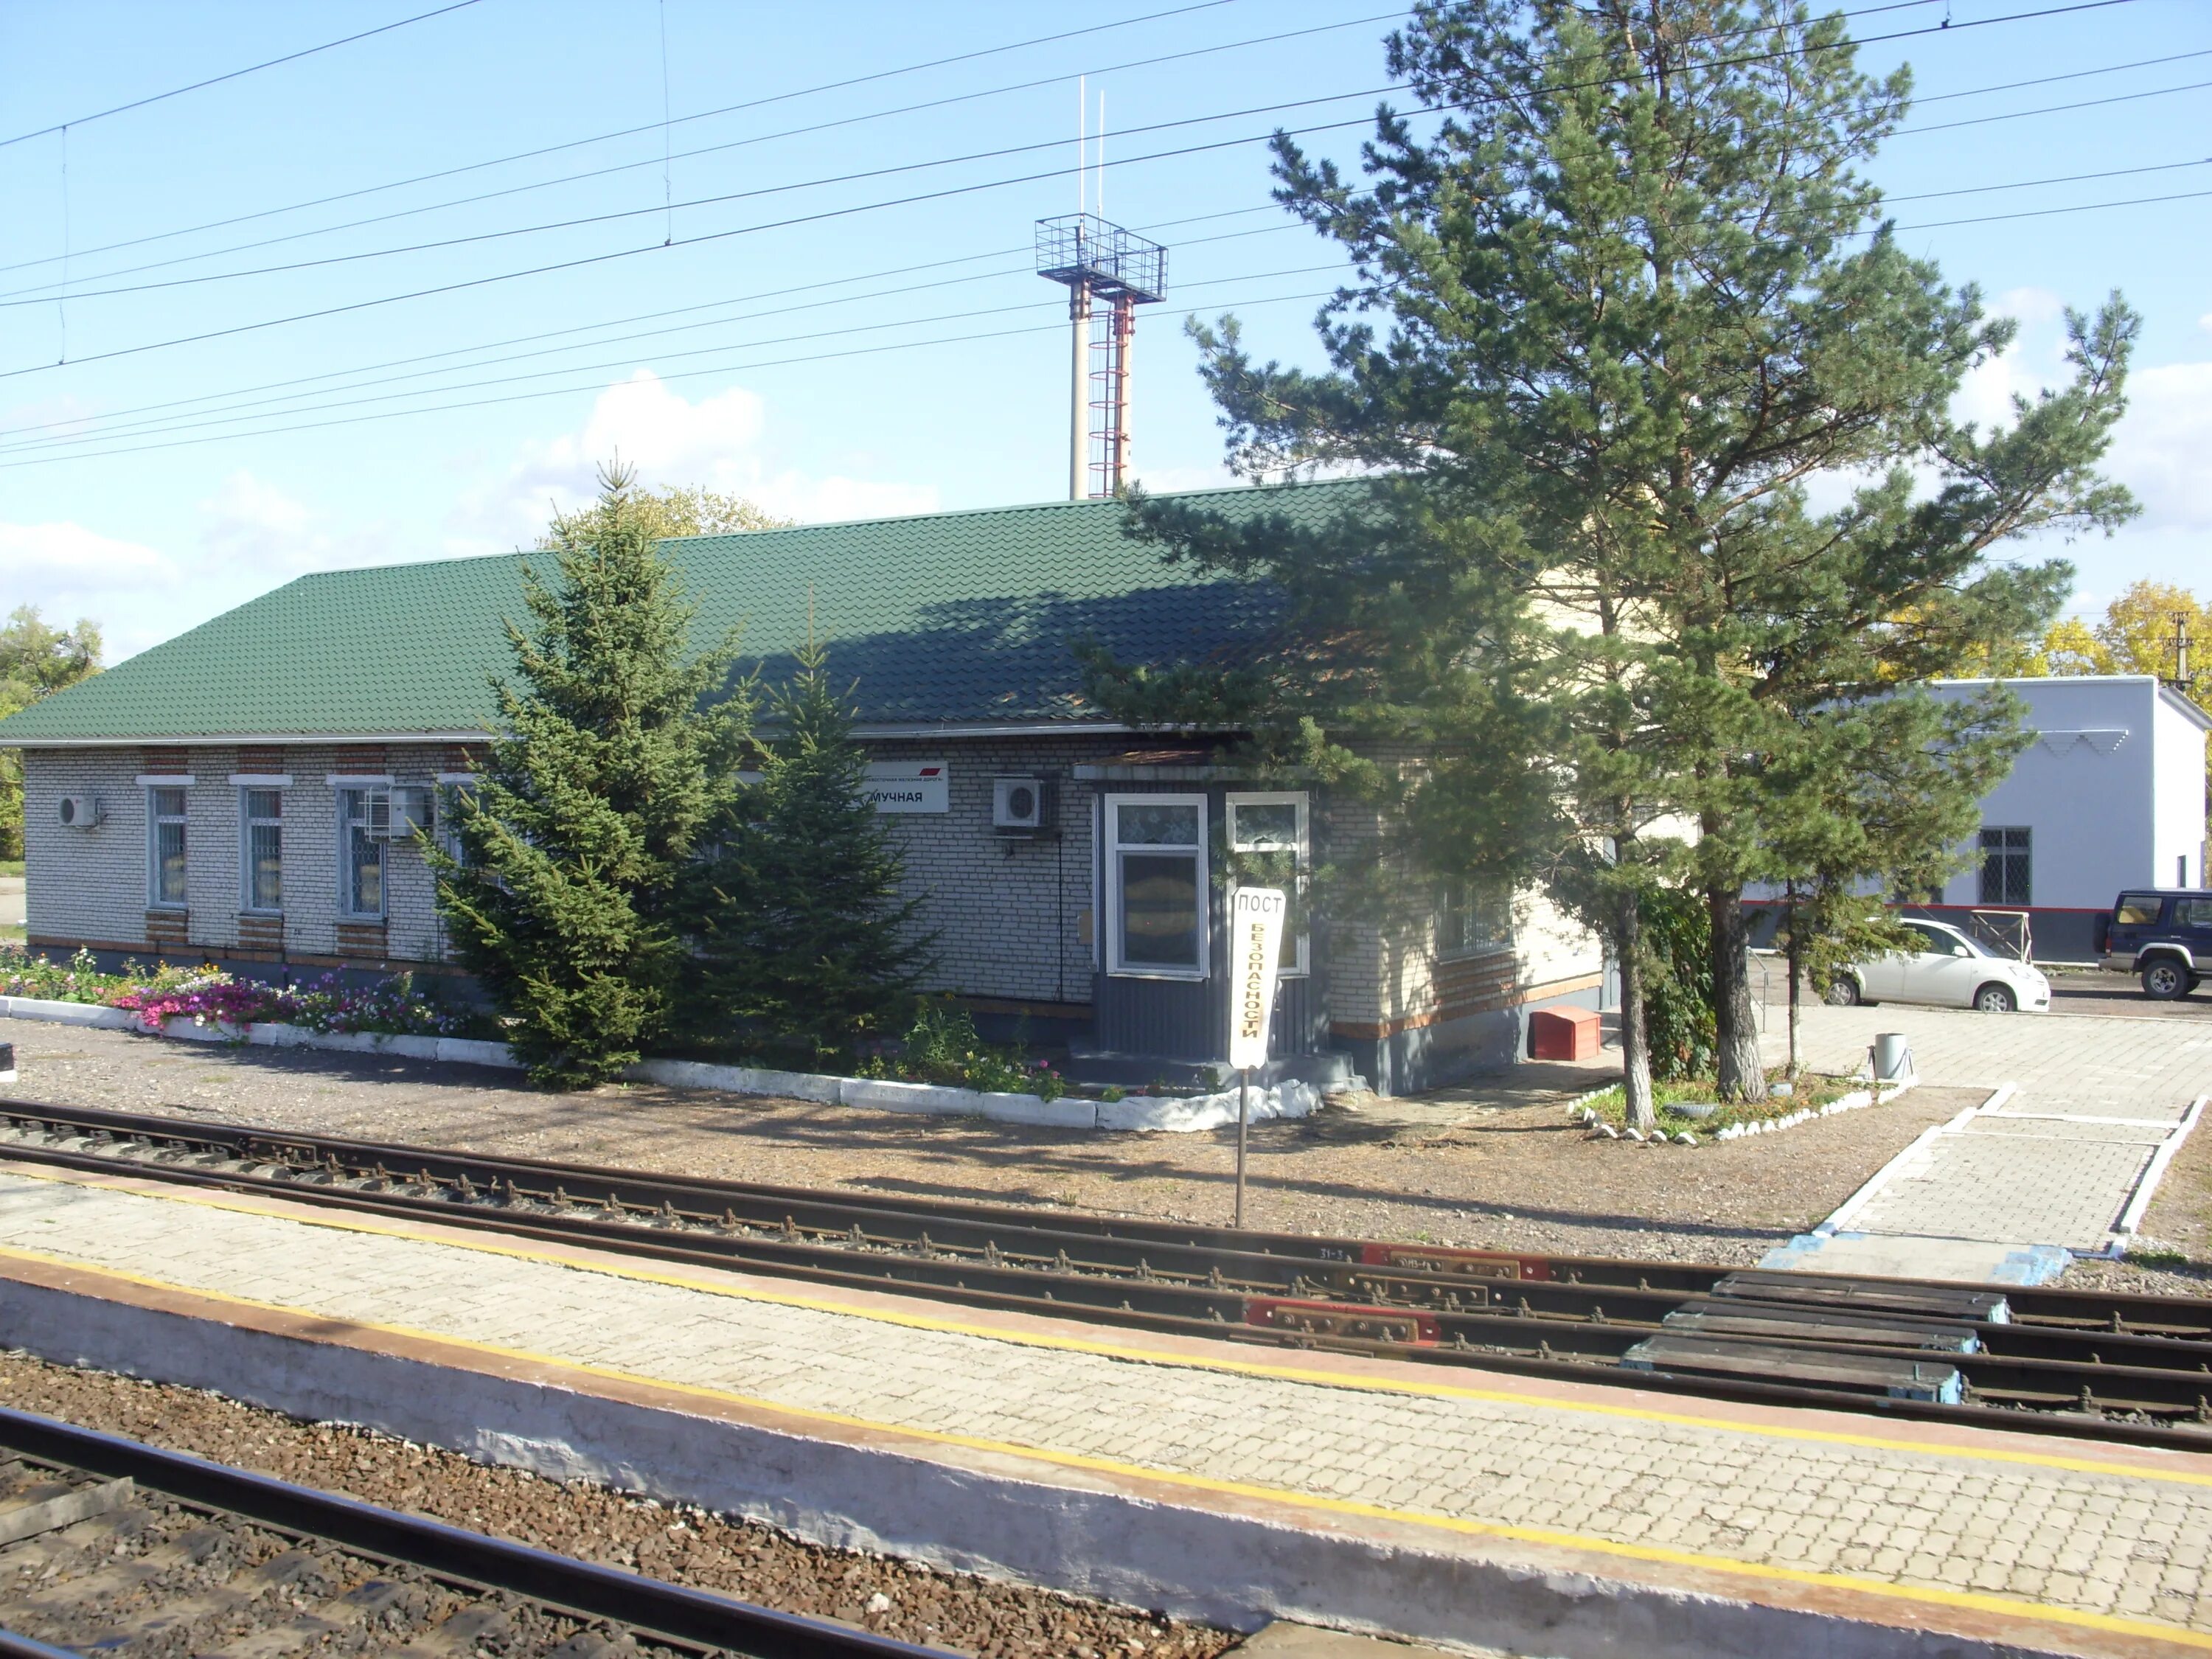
left=0, top=998, right=1325, bottom=1135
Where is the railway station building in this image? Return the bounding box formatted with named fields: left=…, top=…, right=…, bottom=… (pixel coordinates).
left=0, top=483, right=1604, bottom=1093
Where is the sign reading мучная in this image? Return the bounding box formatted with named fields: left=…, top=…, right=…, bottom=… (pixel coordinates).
left=1228, top=887, right=1287, bottom=1071
left=862, top=760, right=948, bottom=813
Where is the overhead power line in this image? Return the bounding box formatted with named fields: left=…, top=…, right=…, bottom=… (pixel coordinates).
left=2, top=0, right=1965, bottom=293
left=0, top=257, right=1349, bottom=459
left=0, top=0, right=2144, bottom=384
left=0, top=0, right=486, bottom=150
left=0, top=283, right=1351, bottom=473
left=0, top=10, right=1408, bottom=294
left=8, top=150, right=2202, bottom=467
left=1, top=214, right=1301, bottom=451
left=0, top=80, right=1410, bottom=311
left=0, top=0, right=1248, bottom=276
left=26, top=140, right=2202, bottom=453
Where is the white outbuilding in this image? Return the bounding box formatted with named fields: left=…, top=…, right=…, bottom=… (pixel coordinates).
left=1910, top=675, right=2210, bottom=962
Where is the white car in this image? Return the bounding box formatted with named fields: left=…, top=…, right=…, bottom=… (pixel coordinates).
left=1822, top=919, right=2051, bottom=1014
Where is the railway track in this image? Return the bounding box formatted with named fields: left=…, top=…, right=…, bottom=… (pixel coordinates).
left=1, top=1099, right=2211, bottom=1450
left=0, top=1404, right=948, bottom=1659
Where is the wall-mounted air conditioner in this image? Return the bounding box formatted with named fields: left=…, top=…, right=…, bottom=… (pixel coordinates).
left=383, top=786, right=436, bottom=840
left=57, top=794, right=102, bottom=830
left=992, top=776, right=1055, bottom=836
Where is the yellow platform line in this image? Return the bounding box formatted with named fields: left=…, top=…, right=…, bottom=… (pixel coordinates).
left=0, top=1234, right=2202, bottom=1654
left=1, top=1157, right=2209, bottom=1498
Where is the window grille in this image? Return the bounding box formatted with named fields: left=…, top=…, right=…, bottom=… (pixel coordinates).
left=1439, top=880, right=1512, bottom=959
left=148, top=787, right=187, bottom=907
left=1978, top=827, right=2031, bottom=907
left=242, top=788, right=282, bottom=912
left=339, top=787, right=388, bottom=919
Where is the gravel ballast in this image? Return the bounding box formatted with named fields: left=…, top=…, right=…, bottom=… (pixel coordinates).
left=0, top=1016, right=1988, bottom=1264
left=0, top=1350, right=1228, bottom=1659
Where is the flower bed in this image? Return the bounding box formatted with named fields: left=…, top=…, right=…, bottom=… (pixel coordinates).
left=0, top=946, right=488, bottom=1040
left=1571, top=1068, right=1874, bottom=1142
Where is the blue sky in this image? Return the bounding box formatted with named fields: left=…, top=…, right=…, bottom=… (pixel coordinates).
left=0, top=0, right=2207, bottom=661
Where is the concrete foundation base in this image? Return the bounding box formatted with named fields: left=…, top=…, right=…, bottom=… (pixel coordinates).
left=0, top=1262, right=2123, bottom=1659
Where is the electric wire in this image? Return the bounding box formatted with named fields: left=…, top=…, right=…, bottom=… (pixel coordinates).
left=1, top=0, right=2096, bottom=305
left=8, top=146, right=2201, bottom=468
left=0, top=0, right=2148, bottom=383
left=0, top=80, right=1413, bottom=310
left=0, top=257, right=1349, bottom=459
left=24, top=139, right=2202, bottom=453
left=0, top=0, right=1251, bottom=276
left=0, top=10, right=1412, bottom=297
left=0, top=286, right=1348, bottom=473
left=0, top=0, right=486, bottom=149
left=0, top=218, right=1308, bottom=453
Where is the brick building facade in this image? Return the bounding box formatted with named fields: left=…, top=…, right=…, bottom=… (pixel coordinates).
left=0, top=486, right=1604, bottom=1093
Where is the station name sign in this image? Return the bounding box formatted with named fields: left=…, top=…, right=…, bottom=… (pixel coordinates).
left=863, top=760, right=949, bottom=814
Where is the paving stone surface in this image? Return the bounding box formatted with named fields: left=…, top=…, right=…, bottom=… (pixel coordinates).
left=1764, top=1006, right=2209, bottom=1268
left=1847, top=1135, right=2159, bottom=1251
left=0, top=1166, right=2208, bottom=1640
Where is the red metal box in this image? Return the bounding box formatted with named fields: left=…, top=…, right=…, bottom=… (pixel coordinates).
left=1529, top=1006, right=1601, bottom=1062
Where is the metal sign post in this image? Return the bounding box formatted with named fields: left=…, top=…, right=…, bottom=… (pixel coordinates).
left=1227, top=887, right=1287, bottom=1231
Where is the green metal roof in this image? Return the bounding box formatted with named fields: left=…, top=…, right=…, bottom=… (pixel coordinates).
left=0, top=483, right=1354, bottom=744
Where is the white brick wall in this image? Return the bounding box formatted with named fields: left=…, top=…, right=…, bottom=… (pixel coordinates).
left=24, top=744, right=454, bottom=969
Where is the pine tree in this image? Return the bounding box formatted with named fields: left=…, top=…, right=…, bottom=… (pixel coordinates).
left=434, top=464, right=748, bottom=1088
left=677, top=641, right=930, bottom=1062
left=1093, top=0, right=2135, bottom=1127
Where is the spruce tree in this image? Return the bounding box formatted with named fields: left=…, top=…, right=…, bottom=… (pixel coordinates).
left=677, top=641, right=930, bottom=1062
left=434, top=464, right=747, bottom=1088
left=1094, top=0, right=2135, bottom=1127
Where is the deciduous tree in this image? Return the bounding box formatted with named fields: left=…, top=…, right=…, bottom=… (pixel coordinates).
left=0, top=608, right=102, bottom=860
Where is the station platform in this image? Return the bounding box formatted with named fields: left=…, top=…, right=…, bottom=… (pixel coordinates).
left=0, top=1154, right=2205, bottom=1659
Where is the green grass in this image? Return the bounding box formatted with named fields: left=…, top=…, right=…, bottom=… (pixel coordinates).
left=1576, top=1068, right=1865, bottom=1135
left=0, top=861, right=22, bottom=879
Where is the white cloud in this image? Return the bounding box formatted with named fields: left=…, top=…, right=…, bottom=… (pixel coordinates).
left=196, top=469, right=399, bottom=581
left=2104, top=361, right=2212, bottom=533
left=453, top=369, right=936, bottom=550
left=0, top=519, right=182, bottom=661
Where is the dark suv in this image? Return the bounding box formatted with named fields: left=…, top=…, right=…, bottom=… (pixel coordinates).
left=2101, top=890, right=2212, bottom=999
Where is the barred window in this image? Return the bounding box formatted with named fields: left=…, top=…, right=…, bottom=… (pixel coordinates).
left=1439, top=880, right=1512, bottom=959
left=339, top=787, right=388, bottom=919
left=147, top=787, right=187, bottom=907
left=1978, top=827, right=2031, bottom=907
left=242, top=788, right=282, bottom=912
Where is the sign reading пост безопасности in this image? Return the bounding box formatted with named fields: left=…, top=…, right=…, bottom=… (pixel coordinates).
left=1228, top=887, right=1287, bottom=1071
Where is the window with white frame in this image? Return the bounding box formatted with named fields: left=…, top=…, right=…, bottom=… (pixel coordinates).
left=1226, top=792, right=1309, bottom=975
left=338, top=787, right=389, bottom=919
left=1438, top=878, right=1512, bottom=959
left=240, top=788, right=282, bottom=912
left=147, top=787, right=188, bottom=907
left=1105, top=795, right=1207, bottom=978
left=435, top=781, right=474, bottom=867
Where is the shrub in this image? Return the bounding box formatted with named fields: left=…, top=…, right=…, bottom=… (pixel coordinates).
left=860, top=1002, right=1065, bottom=1101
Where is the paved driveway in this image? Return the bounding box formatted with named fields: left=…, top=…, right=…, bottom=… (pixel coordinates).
left=1760, top=1004, right=2212, bottom=1277
left=1764, top=1002, right=2212, bottom=1113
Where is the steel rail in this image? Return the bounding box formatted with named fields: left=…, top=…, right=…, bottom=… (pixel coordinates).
left=10, top=1095, right=2208, bottom=1333
left=3, top=1100, right=2211, bottom=1447
left=0, top=1405, right=955, bottom=1658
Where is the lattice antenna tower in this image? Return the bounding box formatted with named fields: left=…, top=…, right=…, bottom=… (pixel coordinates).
left=1036, top=86, right=1166, bottom=498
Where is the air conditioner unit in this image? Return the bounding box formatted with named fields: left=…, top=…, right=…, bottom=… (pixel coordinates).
left=57, top=794, right=102, bottom=830
left=992, top=775, right=1055, bottom=836
left=384, top=786, right=436, bottom=841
